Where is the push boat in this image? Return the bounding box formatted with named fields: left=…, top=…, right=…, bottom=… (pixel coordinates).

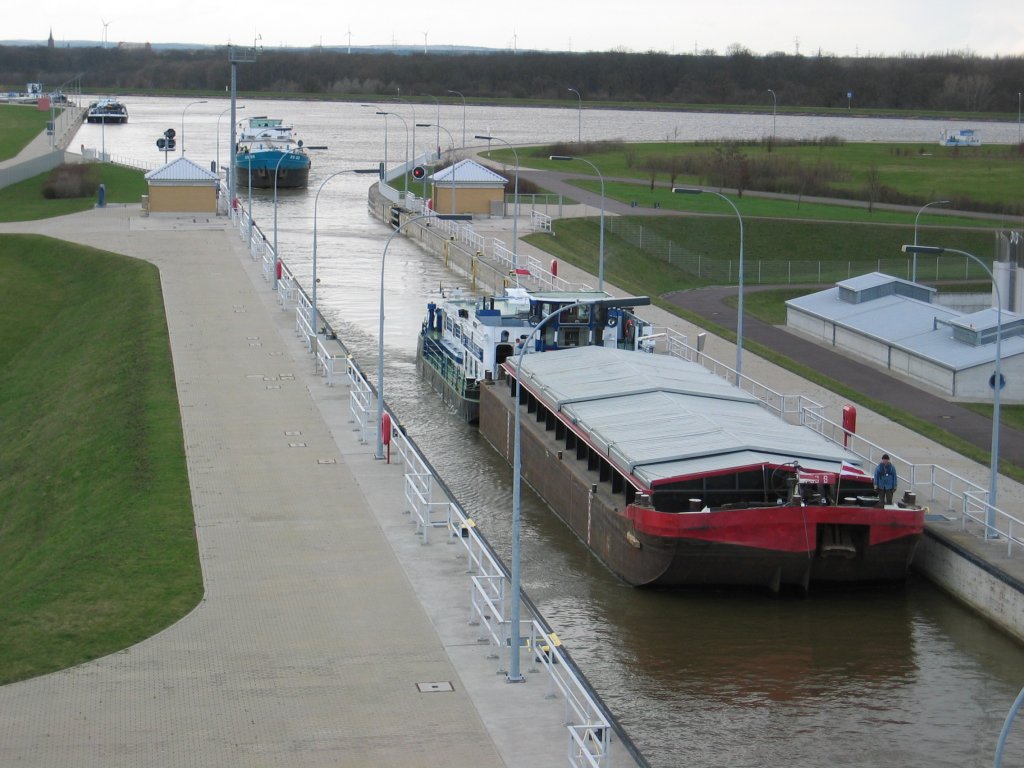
left=417, top=288, right=653, bottom=423
left=478, top=345, right=925, bottom=592
left=235, top=116, right=311, bottom=189
left=86, top=99, right=128, bottom=124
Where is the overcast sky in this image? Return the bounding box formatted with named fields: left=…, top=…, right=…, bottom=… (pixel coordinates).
left=17, top=0, right=1024, bottom=57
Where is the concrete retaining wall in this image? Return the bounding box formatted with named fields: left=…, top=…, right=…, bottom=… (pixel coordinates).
left=914, top=529, right=1024, bottom=643
left=0, top=150, right=66, bottom=188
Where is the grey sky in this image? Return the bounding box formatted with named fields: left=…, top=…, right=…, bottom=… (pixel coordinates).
left=18, top=0, right=1024, bottom=57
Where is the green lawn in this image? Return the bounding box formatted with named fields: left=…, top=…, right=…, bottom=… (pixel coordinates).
left=0, top=164, right=147, bottom=221
left=493, top=140, right=1024, bottom=214
left=526, top=215, right=994, bottom=292
left=0, top=103, right=55, bottom=160
left=0, top=235, right=201, bottom=684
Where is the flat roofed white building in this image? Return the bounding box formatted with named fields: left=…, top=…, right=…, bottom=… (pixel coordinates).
left=786, top=272, right=1024, bottom=401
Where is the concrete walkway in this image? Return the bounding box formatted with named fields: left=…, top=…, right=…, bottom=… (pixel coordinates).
left=0, top=208, right=582, bottom=767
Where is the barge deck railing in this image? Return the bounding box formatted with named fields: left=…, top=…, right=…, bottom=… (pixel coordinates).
left=641, top=332, right=1024, bottom=555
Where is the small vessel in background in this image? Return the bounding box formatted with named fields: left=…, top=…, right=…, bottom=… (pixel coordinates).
left=939, top=128, right=980, bottom=147
left=235, top=116, right=311, bottom=189
left=418, top=287, right=653, bottom=423
left=480, top=346, right=925, bottom=592
left=86, top=98, right=128, bottom=124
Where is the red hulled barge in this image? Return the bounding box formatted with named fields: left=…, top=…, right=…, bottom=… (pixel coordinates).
left=480, top=346, right=923, bottom=592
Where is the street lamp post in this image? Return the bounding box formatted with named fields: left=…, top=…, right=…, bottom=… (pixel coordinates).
left=310, top=168, right=380, bottom=341
left=673, top=187, right=745, bottom=380
left=505, top=296, right=648, bottom=681
left=550, top=155, right=605, bottom=291
left=245, top=153, right=254, bottom=244
left=1018, top=92, right=1022, bottom=145
left=767, top=89, right=777, bottom=141
left=418, top=122, right=457, bottom=213
left=912, top=200, right=951, bottom=282
left=376, top=212, right=472, bottom=461
left=180, top=99, right=207, bottom=156
left=903, top=244, right=1003, bottom=531
left=447, top=89, right=466, bottom=147
left=391, top=97, right=416, bottom=167
left=475, top=134, right=520, bottom=266
left=216, top=104, right=244, bottom=177
left=271, top=141, right=330, bottom=292
left=376, top=111, right=410, bottom=197
left=568, top=87, right=582, bottom=142
left=421, top=93, right=440, bottom=159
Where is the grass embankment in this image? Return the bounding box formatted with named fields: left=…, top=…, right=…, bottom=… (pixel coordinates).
left=511, top=140, right=1024, bottom=213
left=0, top=236, right=201, bottom=684
left=0, top=103, right=54, bottom=161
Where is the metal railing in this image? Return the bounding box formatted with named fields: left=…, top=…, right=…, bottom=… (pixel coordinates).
left=346, top=360, right=377, bottom=446
left=531, top=209, right=554, bottom=234
left=603, top=217, right=995, bottom=286
left=257, top=259, right=641, bottom=766
left=801, top=407, right=1024, bottom=555
left=640, top=332, right=1024, bottom=554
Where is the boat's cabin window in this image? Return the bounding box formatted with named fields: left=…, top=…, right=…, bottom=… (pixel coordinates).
left=501, top=331, right=509, bottom=342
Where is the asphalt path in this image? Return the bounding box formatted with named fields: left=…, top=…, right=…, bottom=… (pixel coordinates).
left=516, top=166, right=1024, bottom=470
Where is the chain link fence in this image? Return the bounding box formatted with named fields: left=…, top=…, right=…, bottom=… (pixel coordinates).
left=604, top=218, right=991, bottom=285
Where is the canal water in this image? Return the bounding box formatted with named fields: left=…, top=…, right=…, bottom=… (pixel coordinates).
left=73, top=97, right=1024, bottom=767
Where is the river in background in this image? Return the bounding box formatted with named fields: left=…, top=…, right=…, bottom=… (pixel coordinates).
left=73, top=98, right=1024, bottom=767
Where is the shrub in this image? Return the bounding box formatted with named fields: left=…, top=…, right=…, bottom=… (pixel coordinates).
left=41, top=163, right=100, bottom=199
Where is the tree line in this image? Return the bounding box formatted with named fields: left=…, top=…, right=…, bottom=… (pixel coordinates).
left=2, top=44, right=1022, bottom=114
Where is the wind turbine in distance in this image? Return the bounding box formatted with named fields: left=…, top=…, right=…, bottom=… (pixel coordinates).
left=101, top=17, right=111, bottom=48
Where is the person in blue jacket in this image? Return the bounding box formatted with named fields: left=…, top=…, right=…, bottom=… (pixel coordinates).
left=874, top=453, right=898, bottom=506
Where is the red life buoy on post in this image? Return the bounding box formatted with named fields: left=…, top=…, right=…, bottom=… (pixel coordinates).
left=551, top=259, right=558, bottom=277
left=842, top=405, right=857, bottom=447
left=275, top=260, right=283, bottom=280
left=381, top=412, right=392, bottom=463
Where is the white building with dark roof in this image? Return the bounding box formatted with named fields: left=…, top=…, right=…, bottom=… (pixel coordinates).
left=786, top=272, right=1024, bottom=401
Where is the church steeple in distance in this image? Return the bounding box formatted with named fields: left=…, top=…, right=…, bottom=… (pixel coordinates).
left=47, top=28, right=54, bottom=48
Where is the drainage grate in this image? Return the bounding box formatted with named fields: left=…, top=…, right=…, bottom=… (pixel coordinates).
left=317, top=458, right=337, bottom=465
left=416, top=681, right=454, bottom=693
left=289, top=442, right=307, bottom=448
left=285, top=431, right=302, bottom=436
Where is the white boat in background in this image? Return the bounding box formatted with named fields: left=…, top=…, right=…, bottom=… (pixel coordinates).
left=939, top=128, right=980, bottom=147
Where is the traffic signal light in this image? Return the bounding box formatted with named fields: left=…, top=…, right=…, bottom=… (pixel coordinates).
left=412, top=165, right=426, bottom=180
